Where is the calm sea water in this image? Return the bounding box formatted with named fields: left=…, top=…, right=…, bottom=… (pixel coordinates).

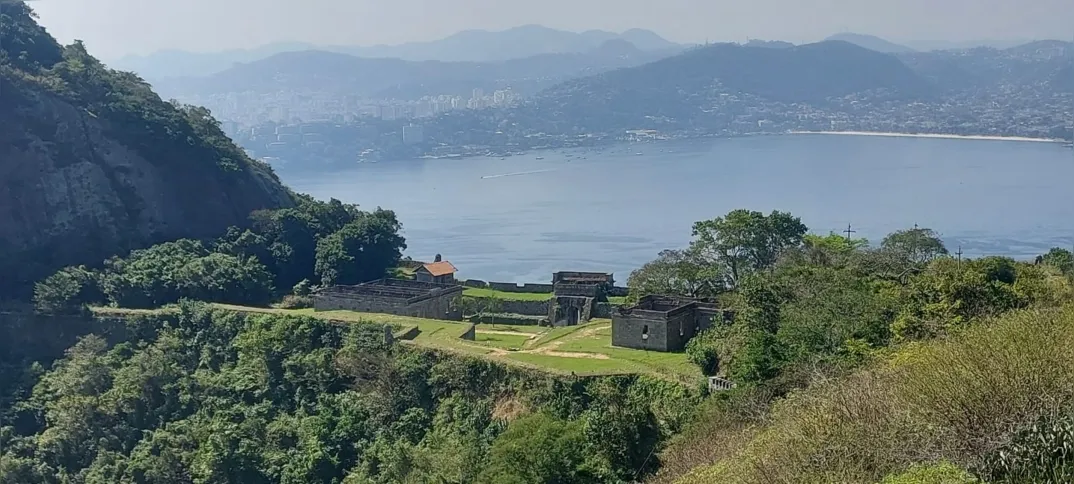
left=285, top=134, right=1074, bottom=283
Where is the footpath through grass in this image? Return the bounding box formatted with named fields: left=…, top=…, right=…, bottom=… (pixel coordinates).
left=95, top=304, right=698, bottom=383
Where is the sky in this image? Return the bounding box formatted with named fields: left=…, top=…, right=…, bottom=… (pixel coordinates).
left=29, top=0, right=1074, bottom=60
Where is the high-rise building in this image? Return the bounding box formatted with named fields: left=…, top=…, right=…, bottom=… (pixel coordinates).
left=472, top=88, right=484, bottom=100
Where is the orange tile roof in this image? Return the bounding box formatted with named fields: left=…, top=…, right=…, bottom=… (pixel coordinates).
left=421, top=261, right=457, bottom=277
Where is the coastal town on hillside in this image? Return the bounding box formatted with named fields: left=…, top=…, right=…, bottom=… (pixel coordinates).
left=221, top=89, right=1073, bottom=168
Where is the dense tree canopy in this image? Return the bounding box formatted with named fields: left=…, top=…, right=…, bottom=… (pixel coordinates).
left=630, top=210, right=1073, bottom=385
left=690, top=210, right=807, bottom=287
left=33, top=199, right=406, bottom=311
left=626, top=248, right=723, bottom=300
left=0, top=303, right=694, bottom=484
left=315, top=210, right=407, bottom=286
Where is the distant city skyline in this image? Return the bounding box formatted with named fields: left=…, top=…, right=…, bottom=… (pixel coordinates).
left=29, top=0, right=1074, bottom=60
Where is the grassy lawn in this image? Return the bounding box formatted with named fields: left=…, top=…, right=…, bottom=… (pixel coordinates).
left=506, top=353, right=636, bottom=374
left=475, top=333, right=532, bottom=350
left=478, top=323, right=546, bottom=334
left=95, top=304, right=699, bottom=383
left=463, top=287, right=551, bottom=301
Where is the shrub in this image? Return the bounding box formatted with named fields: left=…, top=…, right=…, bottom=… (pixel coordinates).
left=685, top=329, right=721, bottom=376
left=980, top=412, right=1074, bottom=483
left=278, top=295, right=313, bottom=310
left=292, top=279, right=312, bottom=297
left=879, top=462, right=977, bottom=484
left=33, top=266, right=101, bottom=314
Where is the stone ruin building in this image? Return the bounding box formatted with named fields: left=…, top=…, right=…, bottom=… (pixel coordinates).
left=611, top=295, right=734, bottom=352
left=313, top=279, right=464, bottom=320
left=547, top=272, right=614, bottom=326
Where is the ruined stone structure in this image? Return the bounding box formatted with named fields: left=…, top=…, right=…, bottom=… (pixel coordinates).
left=611, top=296, right=734, bottom=352
left=313, top=279, right=464, bottom=320
left=547, top=272, right=614, bottom=326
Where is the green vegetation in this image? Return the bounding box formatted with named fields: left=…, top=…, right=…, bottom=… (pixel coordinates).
left=621, top=211, right=1074, bottom=483
left=34, top=197, right=406, bottom=313
left=113, top=305, right=702, bottom=382
left=21, top=194, right=1074, bottom=483
left=670, top=306, right=1074, bottom=484
left=0, top=303, right=698, bottom=483
left=8, top=2, right=1074, bottom=481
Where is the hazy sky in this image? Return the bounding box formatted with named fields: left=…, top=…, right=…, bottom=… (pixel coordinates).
left=30, top=0, right=1074, bottom=60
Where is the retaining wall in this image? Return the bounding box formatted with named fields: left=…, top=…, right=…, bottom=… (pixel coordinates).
left=393, top=326, right=421, bottom=341
left=314, top=292, right=461, bottom=320
left=468, top=314, right=545, bottom=326
left=488, top=282, right=555, bottom=294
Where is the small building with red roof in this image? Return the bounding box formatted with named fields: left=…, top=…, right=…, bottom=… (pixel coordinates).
left=415, top=255, right=458, bottom=284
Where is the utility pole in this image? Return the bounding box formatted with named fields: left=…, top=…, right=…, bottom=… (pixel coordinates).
left=956, top=245, right=964, bottom=271
left=843, top=223, right=856, bottom=241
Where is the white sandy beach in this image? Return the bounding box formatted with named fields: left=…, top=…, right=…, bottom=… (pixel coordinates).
left=790, top=130, right=1064, bottom=143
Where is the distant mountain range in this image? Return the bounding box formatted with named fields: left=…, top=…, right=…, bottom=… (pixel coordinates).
left=150, top=39, right=678, bottom=100
left=903, top=38, right=1039, bottom=52
left=896, top=40, right=1074, bottom=92
left=488, top=38, right=1073, bottom=135
left=110, top=25, right=683, bottom=80
left=513, top=40, right=935, bottom=133
left=821, top=32, right=1066, bottom=54
left=823, top=33, right=916, bottom=53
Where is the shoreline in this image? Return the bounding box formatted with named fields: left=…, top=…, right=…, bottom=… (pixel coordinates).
left=789, top=131, right=1064, bottom=143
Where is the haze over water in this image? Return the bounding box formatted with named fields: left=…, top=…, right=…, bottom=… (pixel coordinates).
left=288, top=134, right=1074, bottom=283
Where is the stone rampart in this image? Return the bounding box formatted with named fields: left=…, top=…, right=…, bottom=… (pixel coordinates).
left=488, top=281, right=555, bottom=294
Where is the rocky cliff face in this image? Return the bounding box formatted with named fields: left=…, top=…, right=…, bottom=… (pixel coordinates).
left=0, top=73, right=293, bottom=293
left=0, top=1, right=294, bottom=296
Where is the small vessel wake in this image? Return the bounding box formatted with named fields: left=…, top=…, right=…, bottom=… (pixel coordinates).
left=481, top=169, right=555, bottom=179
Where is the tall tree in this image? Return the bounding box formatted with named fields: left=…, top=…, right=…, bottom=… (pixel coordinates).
left=690, top=210, right=808, bottom=287
left=315, top=209, right=407, bottom=286
left=627, top=248, right=725, bottom=299
left=881, top=227, right=948, bottom=266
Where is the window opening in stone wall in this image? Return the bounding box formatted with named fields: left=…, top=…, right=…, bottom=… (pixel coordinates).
left=642, top=325, right=649, bottom=340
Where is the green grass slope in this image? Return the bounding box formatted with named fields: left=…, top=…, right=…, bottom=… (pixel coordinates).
left=671, top=306, right=1074, bottom=484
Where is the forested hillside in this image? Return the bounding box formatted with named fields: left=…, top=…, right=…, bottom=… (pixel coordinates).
left=623, top=210, right=1074, bottom=483
left=0, top=2, right=294, bottom=298
left=0, top=303, right=696, bottom=483
left=518, top=40, right=932, bottom=133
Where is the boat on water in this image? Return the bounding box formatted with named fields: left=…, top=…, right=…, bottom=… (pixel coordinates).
left=535, top=156, right=545, bottom=160
left=634, top=152, right=643, bottom=156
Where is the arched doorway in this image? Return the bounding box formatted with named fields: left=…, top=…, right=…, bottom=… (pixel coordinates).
left=568, top=306, right=581, bottom=325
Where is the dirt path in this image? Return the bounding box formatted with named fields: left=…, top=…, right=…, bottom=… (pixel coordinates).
left=473, top=323, right=614, bottom=360
left=578, top=324, right=611, bottom=338
left=530, top=349, right=610, bottom=360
